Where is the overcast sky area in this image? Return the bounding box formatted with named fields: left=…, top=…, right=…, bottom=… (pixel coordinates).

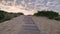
left=0, top=0, right=60, bottom=14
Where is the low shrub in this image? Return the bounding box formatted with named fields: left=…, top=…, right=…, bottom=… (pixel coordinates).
left=34, top=10, right=59, bottom=19
left=0, top=10, right=24, bottom=23
left=54, top=16, right=60, bottom=21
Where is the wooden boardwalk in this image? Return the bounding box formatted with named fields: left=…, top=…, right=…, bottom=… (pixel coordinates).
left=19, top=16, right=41, bottom=34
left=0, top=16, right=41, bottom=34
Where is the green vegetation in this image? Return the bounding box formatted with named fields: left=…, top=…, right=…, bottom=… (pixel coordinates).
left=34, top=10, right=60, bottom=21
left=54, top=16, right=60, bottom=21
left=0, top=10, right=24, bottom=23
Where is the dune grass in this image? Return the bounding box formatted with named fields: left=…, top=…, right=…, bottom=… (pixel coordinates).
left=34, top=10, right=60, bottom=21
left=0, top=10, right=24, bottom=23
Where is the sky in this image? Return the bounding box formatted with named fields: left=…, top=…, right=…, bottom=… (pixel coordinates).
left=0, top=0, right=60, bottom=15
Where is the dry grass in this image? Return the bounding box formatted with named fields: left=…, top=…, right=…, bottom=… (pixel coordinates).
left=32, top=16, right=60, bottom=34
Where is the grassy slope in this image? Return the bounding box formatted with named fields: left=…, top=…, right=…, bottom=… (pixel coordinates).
left=34, top=10, right=60, bottom=21
left=0, top=10, right=24, bottom=23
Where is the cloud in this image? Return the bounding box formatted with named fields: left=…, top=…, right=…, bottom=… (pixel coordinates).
left=0, top=0, right=60, bottom=14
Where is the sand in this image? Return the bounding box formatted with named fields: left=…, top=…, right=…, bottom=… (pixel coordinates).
left=0, top=15, right=60, bottom=34
left=32, top=16, right=60, bottom=34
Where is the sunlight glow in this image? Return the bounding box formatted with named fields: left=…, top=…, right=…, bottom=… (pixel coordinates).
left=0, top=2, right=37, bottom=15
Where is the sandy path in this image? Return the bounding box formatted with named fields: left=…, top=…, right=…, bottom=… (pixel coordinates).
left=32, top=16, right=60, bottom=34
left=0, top=15, right=24, bottom=34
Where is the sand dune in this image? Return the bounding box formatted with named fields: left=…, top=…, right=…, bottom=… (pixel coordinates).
left=0, top=15, right=60, bottom=34
left=32, top=16, right=60, bottom=34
